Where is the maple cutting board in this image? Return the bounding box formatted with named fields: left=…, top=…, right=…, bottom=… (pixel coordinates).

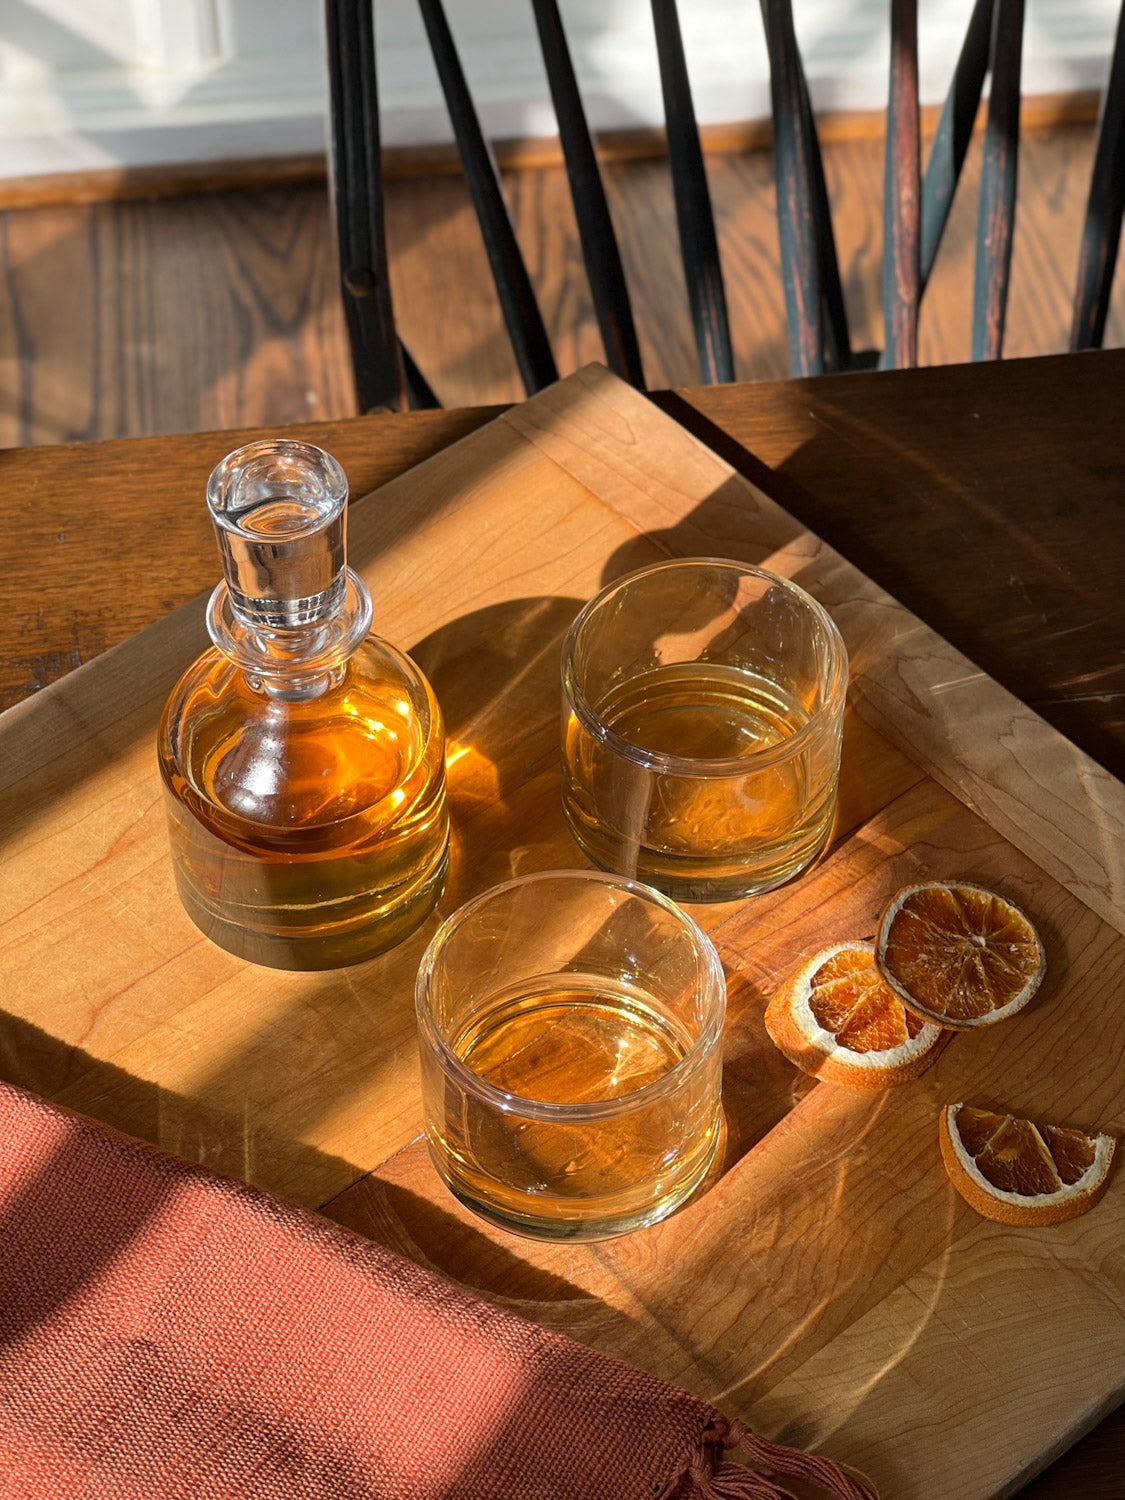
left=1, top=366, right=1123, bottom=1498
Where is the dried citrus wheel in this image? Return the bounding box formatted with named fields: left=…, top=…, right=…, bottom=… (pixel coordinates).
left=765, top=942, right=945, bottom=1089
left=940, top=1103, right=1115, bottom=1226
left=875, top=881, right=1044, bottom=1029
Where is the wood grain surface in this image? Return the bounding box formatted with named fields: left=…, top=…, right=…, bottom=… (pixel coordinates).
left=1, top=366, right=1122, bottom=1498
left=3, top=352, right=1120, bottom=785
left=324, top=776, right=1125, bottom=1500
left=0, top=374, right=927, bottom=1204
left=1, top=123, right=1118, bottom=446
left=665, top=353, right=1125, bottom=779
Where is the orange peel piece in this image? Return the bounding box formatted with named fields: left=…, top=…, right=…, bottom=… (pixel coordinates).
left=876, top=881, right=1044, bottom=1029
left=940, top=1102, right=1115, bottom=1225
left=765, top=942, right=946, bottom=1089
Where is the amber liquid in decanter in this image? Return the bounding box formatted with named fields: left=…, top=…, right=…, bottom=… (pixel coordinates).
left=158, top=440, right=449, bottom=970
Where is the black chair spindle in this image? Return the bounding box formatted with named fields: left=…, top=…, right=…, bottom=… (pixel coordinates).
left=760, top=0, right=828, bottom=376
left=1071, top=0, right=1125, bottom=350
left=651, top=0, right=734, bottom=384
left=325, top=0, right=412, bottom=413
left=972, top=0, right=1025, bottom=361
left=920, top=0, right=994, bottom=292
left=531, top=0, right=646, bottom=388
left=792, top=48, right=852, bottom=371
left=883, top=0, right=921, bottom=369
left=401, top=343, right=440, bottom=411
left=418, top=0, right=557, bottom=394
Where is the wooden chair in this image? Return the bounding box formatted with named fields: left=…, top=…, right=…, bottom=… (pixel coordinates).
left=325, top=0, right=1125, bottom=411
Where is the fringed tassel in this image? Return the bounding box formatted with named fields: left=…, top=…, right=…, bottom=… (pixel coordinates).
left=678, top=1418, right=879, bottom=1500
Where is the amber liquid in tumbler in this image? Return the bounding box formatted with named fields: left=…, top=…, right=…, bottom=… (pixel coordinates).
left=159, top=644, right=448, bottom=970
left=563, top=662, right=838, bottom=899
left=428, top=975, right=720, bottom=1238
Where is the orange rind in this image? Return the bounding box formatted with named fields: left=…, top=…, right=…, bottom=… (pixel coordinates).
left=876, top=881, right=1044, bottom=1029
left=940, top=1102, right=1115, bottom=1226
left=765, top=942, right=945, bottom=1089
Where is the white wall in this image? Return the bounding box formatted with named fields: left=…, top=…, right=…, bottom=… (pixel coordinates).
left=0, top=0, right=1118, bottom=180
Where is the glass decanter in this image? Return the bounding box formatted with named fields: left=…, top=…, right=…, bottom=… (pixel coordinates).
left=158, top=439, right=449, bottom=970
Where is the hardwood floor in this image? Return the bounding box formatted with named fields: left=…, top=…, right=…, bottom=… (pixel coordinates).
left=0, top=120, right=1120, bottom=447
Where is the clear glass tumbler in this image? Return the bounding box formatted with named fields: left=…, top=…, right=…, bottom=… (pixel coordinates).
left=561, top=558, right=848, bottom=902
left=416, top=871, right=726, bottom=1241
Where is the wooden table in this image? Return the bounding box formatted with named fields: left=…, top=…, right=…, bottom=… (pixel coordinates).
left=2, top=351, right=1123, bottom=1496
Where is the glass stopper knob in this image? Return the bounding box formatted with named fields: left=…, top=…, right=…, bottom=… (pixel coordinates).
left=206, top=440, right=349, bottom=629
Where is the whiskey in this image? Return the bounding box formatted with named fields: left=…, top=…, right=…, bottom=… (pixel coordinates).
left=159, top=440, right=449, bottom=969
left=560, top=559, right=848, bottom=902
left=424, top=973, right=720, bottom=1237
left=563, top=661, right=840, bottom=900
left=160, top=642, right=447, bottom=969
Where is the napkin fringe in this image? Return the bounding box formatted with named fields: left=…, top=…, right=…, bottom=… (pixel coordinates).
left=677, top=1418, right=879, bottom=1500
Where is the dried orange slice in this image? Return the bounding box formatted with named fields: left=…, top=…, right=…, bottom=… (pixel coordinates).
left=765, top=942, right=945, bottom=1089
left=940, top=1103, right=1115, bottom=1225
left=875, top=881, right=1044, bottom=1029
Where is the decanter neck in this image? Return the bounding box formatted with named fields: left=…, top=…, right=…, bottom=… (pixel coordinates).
left=204, top=439, right=371, bottom=699
left=206, top=568, right=373, bottom=701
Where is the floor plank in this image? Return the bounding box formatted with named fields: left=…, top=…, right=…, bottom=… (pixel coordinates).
left=0, top=122, right=1120, bottom=447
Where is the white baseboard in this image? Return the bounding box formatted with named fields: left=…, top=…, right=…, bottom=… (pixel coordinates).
left=0, top=0, right=1117, bottom=180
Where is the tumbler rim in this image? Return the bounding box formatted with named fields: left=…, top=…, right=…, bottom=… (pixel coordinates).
left=414, top=869, right=726, bottom=1123
left=561, top=557, right=848, bottom=777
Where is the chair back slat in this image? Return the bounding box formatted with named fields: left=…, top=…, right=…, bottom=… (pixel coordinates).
left=761, top=0, right=827, bottom=376
left=920, top=0, right=993, bottom=290
left=972, top=0, right=1025, bottom=361
left=531, top=0, right=646, bottom=388
left=325, top=0, right=408, bottom=412
left=418, top=0, right=558, bottom=394
left=325, top=0, right=1112, bottom=405
left=1071, top=1, right=1125, bottom=350
left=883, top=0, right=921, bottom=369
left=401, top=342, right=441, bottom=410
left=651, top=0, right=734, bottom=384
left=792, top=45, right=852, bottom=372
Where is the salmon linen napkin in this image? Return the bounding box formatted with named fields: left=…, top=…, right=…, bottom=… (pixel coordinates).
left=0, top=1082, right=876, bottom=1500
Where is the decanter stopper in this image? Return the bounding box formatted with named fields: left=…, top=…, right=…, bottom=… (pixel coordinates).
left=207, top=440, right=349, bottom=629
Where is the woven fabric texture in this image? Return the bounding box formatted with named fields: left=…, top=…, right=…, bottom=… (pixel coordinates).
left=0, top=1082, right=875, bottom=1500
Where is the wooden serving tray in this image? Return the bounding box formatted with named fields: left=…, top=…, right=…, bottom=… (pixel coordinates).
left=1, top=366, right=1122, bottom=1498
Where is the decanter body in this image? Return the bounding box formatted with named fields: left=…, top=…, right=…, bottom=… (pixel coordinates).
left=158, top=440, right=449, bottom=970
